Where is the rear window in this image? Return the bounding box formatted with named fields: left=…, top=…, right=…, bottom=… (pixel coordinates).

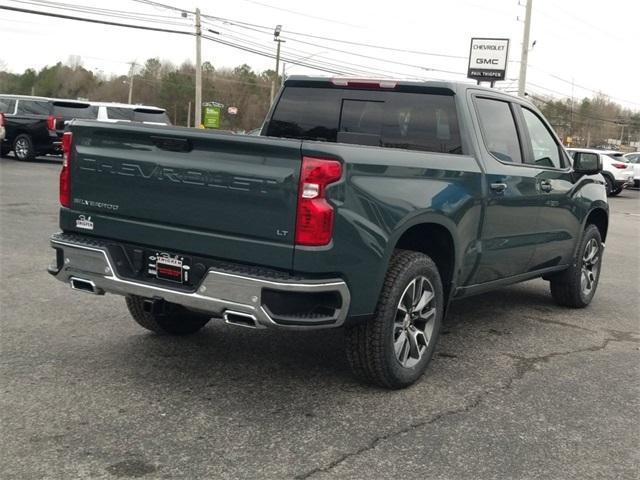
left=17, top=100, right=51, bottom=115
left=52, top=102, right=98, bottom=119
left=0, top=98, right=16, bottom=114
left=266, top=86, right=462, bottom=154
left=106, top=107, right=134, bottom=121
left=133, top=109, right=170, bottom=124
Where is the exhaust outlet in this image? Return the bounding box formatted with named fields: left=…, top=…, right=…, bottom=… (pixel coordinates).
left=69, top=277, right=102, bottom=295
left=224, top=310, right=259, bottom=329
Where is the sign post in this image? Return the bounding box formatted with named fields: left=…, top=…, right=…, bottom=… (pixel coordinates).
left=467, top=38, right=510, bottom=86
left=202, top=102, right=224, bottom=129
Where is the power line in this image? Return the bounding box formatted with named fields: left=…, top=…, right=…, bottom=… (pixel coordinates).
left=0, top=5, right=193, bottom=35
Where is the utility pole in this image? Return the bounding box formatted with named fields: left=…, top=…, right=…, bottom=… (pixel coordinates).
left=195, top=8, right=202, bottom=127
left=127, top=61, right=136, bottom=104
left=517, top=0, right=533, bottom=97
left=270, top=25, right=283, bottom=104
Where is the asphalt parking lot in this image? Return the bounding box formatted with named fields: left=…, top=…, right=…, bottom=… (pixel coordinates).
left=1, top=155, right=639, bottom=480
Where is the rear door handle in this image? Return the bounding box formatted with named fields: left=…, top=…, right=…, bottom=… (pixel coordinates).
left=540, top=180, right=553, bottom=192
left=490, top=182, right=508, bottom=193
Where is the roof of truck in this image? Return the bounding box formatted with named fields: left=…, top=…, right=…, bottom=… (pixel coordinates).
left=284, top=76, right=520, bottom=98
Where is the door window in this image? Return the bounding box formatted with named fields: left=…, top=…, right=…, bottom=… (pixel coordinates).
left=0, top=98, right=16, bottom=114
left=474, top=97, right=522, bottom=163
left=522, top=108, right=563, bottom=168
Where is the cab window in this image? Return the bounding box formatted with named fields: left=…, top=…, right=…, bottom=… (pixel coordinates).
left=521, top=108, right=563, bottom=168
left=474, top=97, right=522, bottom=163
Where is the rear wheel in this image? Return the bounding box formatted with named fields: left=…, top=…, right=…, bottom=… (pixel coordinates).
left=125, top=295, right=211, bottom=335
left=13, top=134, right=35, bottom=161
left=345, top=250, right=443, bottom=389
left=609, top=185, right=623, bottom=196
left=550, top=224, right=602, bottom=308
left=603, top=175, right=615, bottom=196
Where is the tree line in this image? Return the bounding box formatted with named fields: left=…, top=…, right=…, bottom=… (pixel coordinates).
left=0, top=57, right=276, bottom=132
left=1, top=57, right=638, bottom=147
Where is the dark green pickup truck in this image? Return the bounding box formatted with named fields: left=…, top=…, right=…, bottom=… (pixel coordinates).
left=49, top=77, right=608, bottom=388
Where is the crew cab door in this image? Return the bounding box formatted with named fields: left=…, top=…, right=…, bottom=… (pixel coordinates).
left=514, top=105, right=580, bottom=270
left=467, top=95, right=542, bottom=284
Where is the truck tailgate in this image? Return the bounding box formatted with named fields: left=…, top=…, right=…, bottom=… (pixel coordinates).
left=63, top=121, right=302, bottom=269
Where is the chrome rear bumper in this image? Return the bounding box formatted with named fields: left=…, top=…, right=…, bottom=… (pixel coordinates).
left=49, top=233, right=350, bottom=330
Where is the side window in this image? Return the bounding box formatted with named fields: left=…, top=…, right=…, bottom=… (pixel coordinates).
left=522, top=108, right=562, bottom=168
left=0, top=98, right=16, bottom=114
left=17, top=100, right=51, bottom=115
left=475, top=97, right=522, bottom=163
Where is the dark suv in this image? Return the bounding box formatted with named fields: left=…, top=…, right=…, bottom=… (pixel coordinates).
left=0, top=95, right=98, bottom=161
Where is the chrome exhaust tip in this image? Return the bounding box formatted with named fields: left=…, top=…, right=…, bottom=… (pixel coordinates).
left=69, top=277, right=103, bottom=295
left=223, top=310, right=259, bottom=329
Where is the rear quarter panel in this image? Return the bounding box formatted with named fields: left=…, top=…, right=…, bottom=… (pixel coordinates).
left=295, top=141, right=484, bottom=317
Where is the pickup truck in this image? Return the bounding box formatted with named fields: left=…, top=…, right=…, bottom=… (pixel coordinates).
left=48, top=77, right=608, bottom=389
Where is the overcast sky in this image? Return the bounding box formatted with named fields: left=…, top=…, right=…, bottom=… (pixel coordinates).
left=1, top=0, right=638, bottom=109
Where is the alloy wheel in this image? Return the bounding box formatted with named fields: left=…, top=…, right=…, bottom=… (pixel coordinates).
left=15, top=138, right=29, bottom=160
left=393, top=276, right=436, bottom=368
left=581, top=238, right=600, bottom=296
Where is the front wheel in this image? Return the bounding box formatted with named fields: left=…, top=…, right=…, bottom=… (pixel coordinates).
left=125, top=295, right=211, bottom=335
left=550, top=225, right=603, bottom=308
left=345, top=250, right=443, bottom=389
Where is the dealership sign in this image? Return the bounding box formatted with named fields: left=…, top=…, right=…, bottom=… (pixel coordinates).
left=467, top=38, right=509, bottom=81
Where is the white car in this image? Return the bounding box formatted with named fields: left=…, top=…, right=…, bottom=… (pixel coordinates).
left=567, top=148, right=634, bottom=196
left=91, top=102, right=171, bottom=125
left=623, top=152, right=640, bottom=187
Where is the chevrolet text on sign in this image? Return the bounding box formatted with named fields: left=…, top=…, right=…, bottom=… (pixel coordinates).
left=467, top=38, right=510, bottom=81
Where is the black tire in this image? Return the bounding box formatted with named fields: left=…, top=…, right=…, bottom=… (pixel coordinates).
left=550, top=224, right=603, bottom=308
left=603, top=175, right=614, bottom=196
left=0, top=144, right=10, bottom=157
left=345, top=250, right=444, bottom=389
left=609, top=186, right=622, bottom=197
left=13, top=134, right=36, bottom=161
left=125, top=295, right=211, bottom=335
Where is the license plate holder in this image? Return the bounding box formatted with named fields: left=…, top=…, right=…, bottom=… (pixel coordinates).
left=148, top=252, right=191, bottom=283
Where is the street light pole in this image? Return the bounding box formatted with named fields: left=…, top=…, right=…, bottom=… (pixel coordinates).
left=195, top=7, right=202, bottom=127
left=518, top=0, right=533, bottom=97
left=270, top=25, right=283, bottom=104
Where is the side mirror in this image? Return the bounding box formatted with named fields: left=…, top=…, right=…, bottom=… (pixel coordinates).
left=573, top=152, right=602, bottom=175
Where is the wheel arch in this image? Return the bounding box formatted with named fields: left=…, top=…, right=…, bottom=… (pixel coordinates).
left=584, top=207, right=608, bottom=243
left=386, top=217, right=458, bottom=303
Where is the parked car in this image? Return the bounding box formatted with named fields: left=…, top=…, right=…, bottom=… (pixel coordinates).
left=623, top=152, right=640, bottom=187
left=567, top=148, right=634, bottom=196
left=0, top=94, right=98, bottom=160
left=48, top=77, right=608, bottom=389
left=0, top=112, right=5, bottom=143
left=92, top=102, right=171, bottom=125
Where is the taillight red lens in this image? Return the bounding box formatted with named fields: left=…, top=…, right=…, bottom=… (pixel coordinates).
left=612, top=163, right=628, bottom=169
left=47, top=115, right=59, bottom=131
left=59, top=132, right=72, bottom=207
left=0, top=113, right=5, bottom=127
left=295, top=156, right=342, bottom=246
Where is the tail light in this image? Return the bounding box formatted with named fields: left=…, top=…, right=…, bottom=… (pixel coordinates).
left=47, top=115, right=59, bottom=131
left=59, top=132, right=73, bottom=207
left=0, top=113, right=5, bottom=127
left=295, top=156, right=342, bottom=246
left=611, top=163, right=628, bottom=169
